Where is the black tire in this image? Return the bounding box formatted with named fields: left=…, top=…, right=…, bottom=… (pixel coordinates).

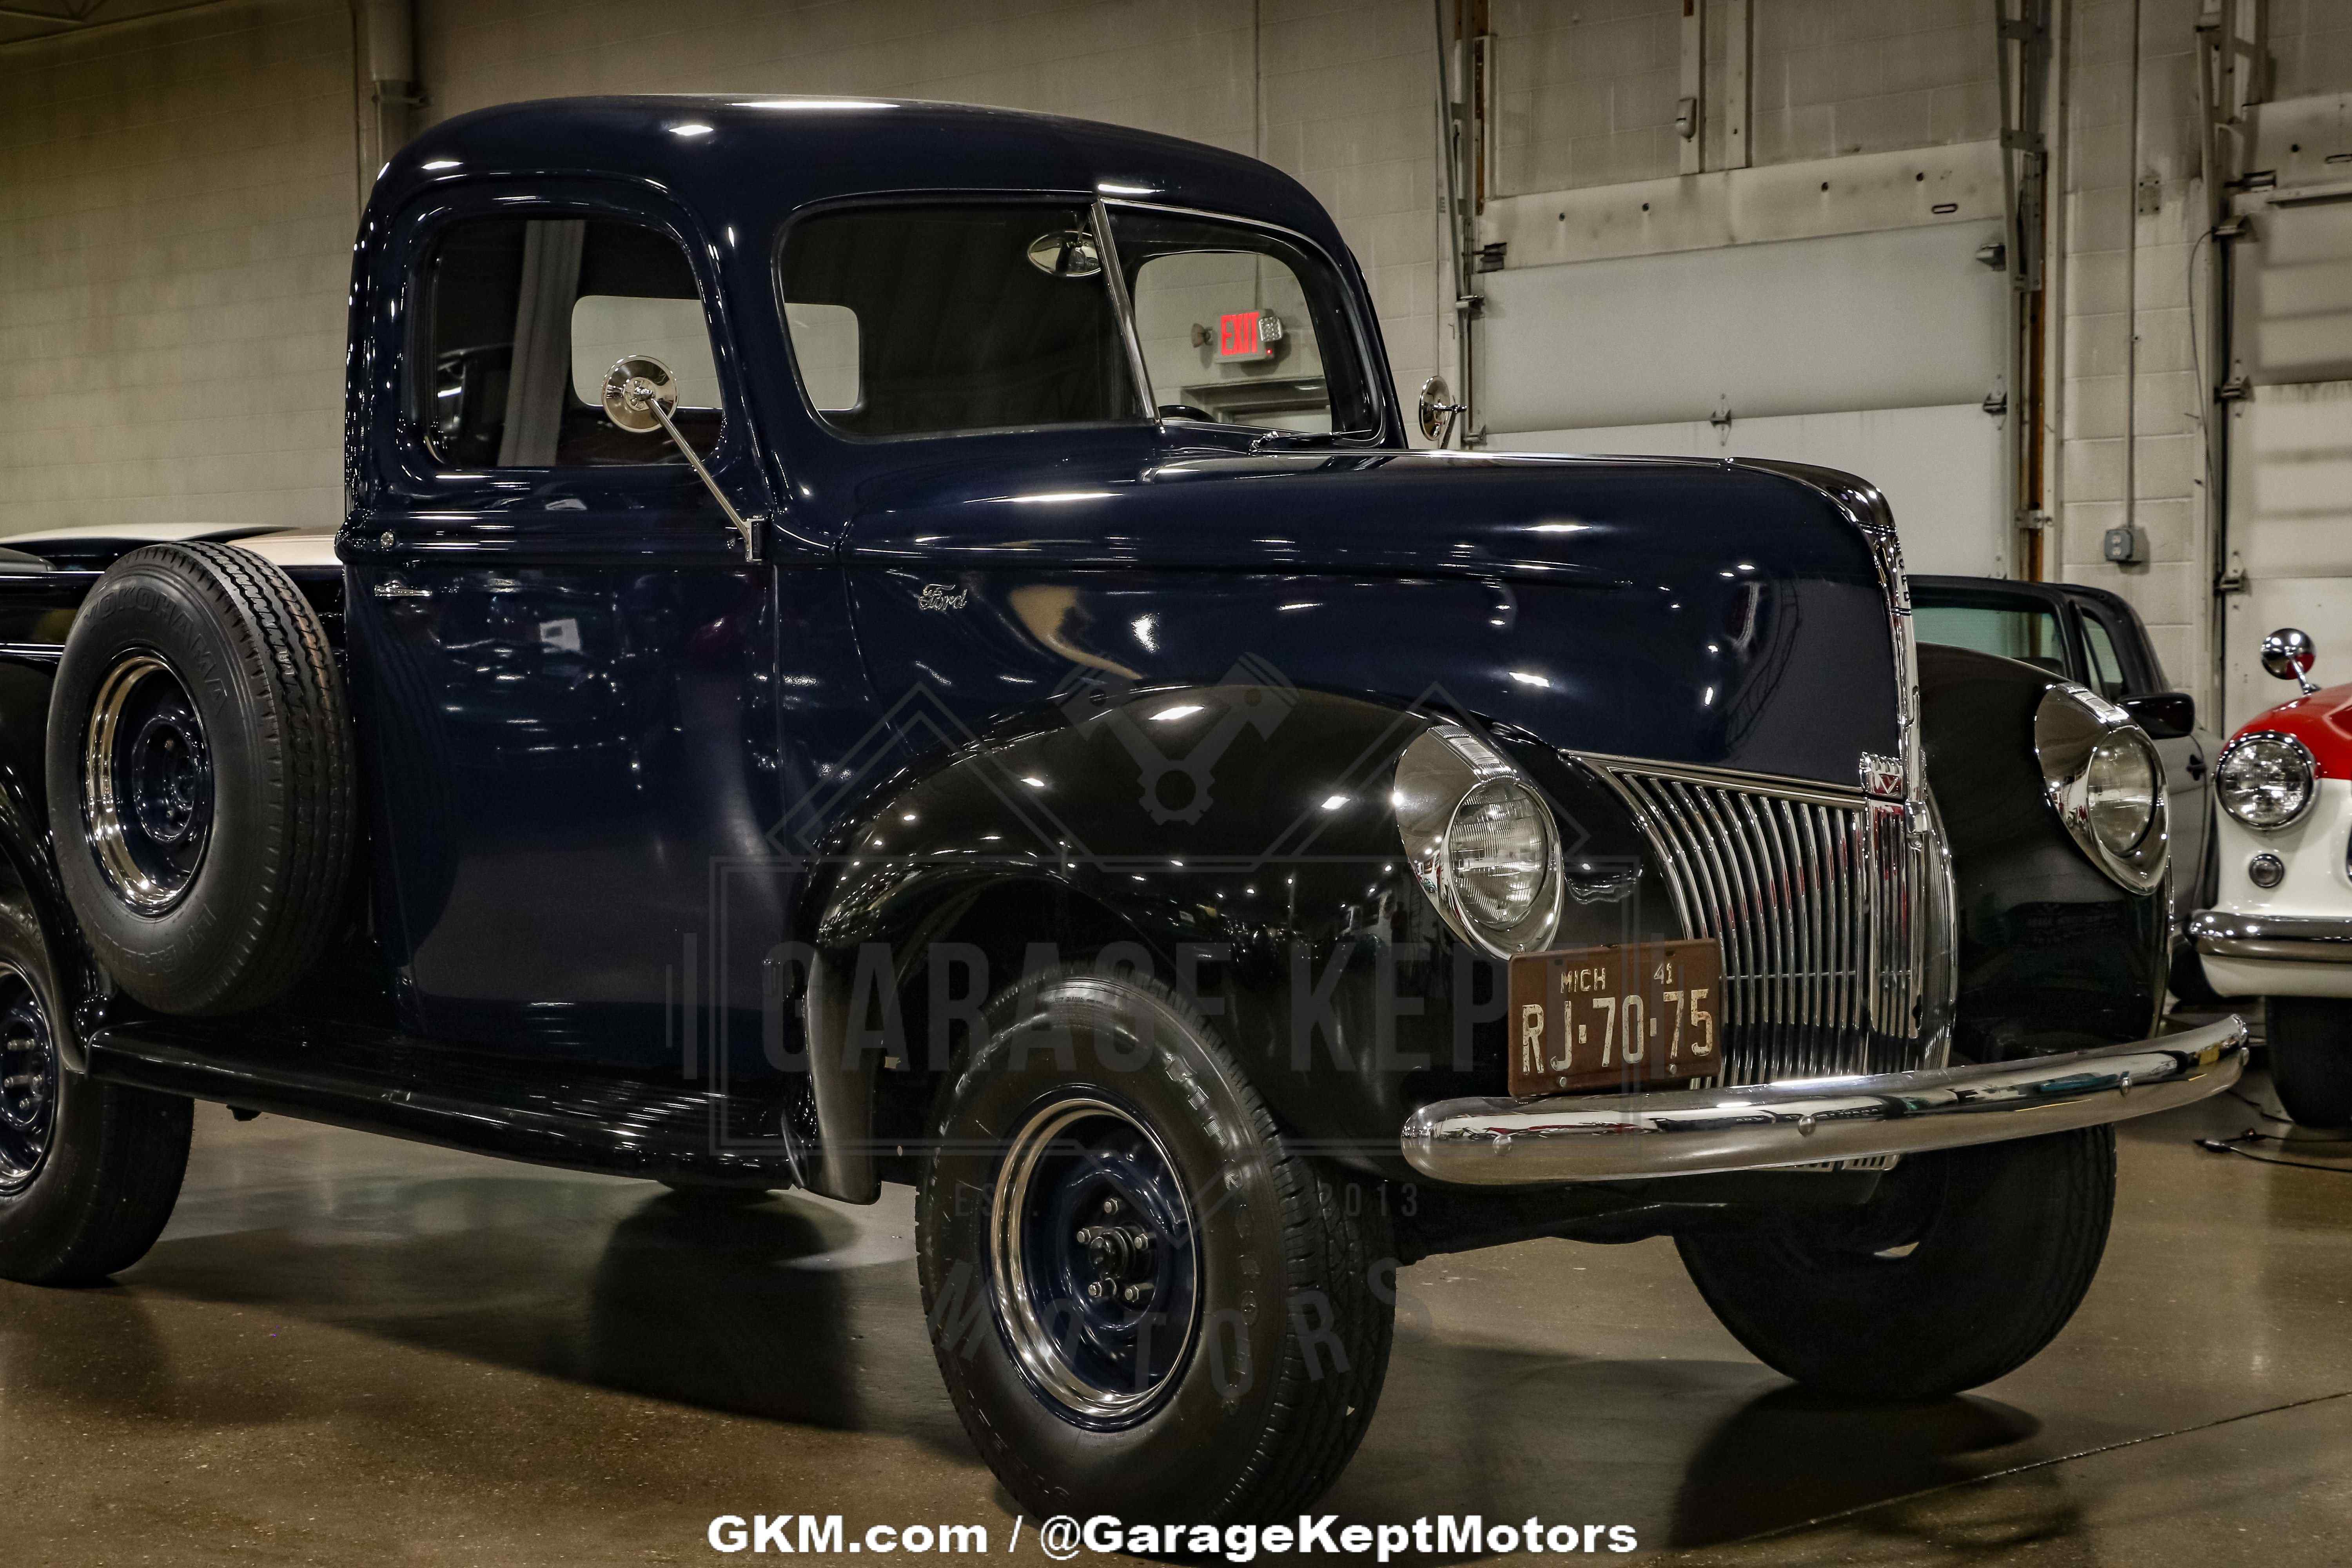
left=2168, top=941, right=2225, bottom=1005
left=2265, top=997, right=2352, bottom=1129
left=47, top=541, right=356, bottom=1015
left=916, top=964, right=1394, bottom=1523
left=1676, top=1127, right=2115, bottom=1400
left=0, top=904, right=191, bottom=1285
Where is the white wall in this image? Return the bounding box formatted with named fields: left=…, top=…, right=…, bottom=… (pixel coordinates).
left=2054, top=0, right=2211, bottom=695
left=0, top=0, right=354, bottom=535
left=0, top=0, right=1450, bottom=537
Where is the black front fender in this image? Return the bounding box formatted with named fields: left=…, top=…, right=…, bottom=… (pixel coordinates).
left=1918, top=644, right=2165, bottom=1060
left=788, top=682, right=1678, bottom=1199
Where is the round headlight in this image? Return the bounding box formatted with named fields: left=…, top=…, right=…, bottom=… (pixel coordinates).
left=1393, top=723, right=1566, bottom=957
left=2216, top=732, right=2317, bottom=831
left=2082, top=731, right=2159, bottom=855
left=2033, top=683, right=2168, bottom=893
left=1448, top=777, right=1556, bottom=931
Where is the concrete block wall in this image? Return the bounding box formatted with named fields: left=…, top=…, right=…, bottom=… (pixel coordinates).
left=2270, top=0, right=2352, bottom=102
left=2055, top=0, right=2213, bottom=690
left=0, top=0, right=1450, bottom=540
left=1748, top=0, right=1999, bottom=166
left=0, top=0, right=355, bottom=535
left=1491, top=0, right=1683, bottom=194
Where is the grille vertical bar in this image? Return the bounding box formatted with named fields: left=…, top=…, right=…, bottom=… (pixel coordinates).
left=1611, top=767, right=1931, bottom=1085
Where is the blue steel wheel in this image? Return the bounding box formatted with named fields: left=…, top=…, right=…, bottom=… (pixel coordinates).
left=82, top=652, right=214, bottom=915
left=989, top=1094, right=1200, bottom=1426
left=0, top=962, right=58, bottom=1195
left=916, top=964, right=1395, bottom=1524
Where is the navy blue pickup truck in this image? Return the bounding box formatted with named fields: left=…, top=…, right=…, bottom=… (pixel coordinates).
left=0, top=98, right=2243, bottom=1519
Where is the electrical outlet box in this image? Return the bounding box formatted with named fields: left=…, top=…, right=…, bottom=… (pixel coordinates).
left=2102, top=524, right=2145, bottom=564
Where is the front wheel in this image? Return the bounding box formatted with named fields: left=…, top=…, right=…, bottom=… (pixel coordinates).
left=1676, top=1127, right=2115, bottom=1400
left=916, top=965, right=1394, bottom=1523
left=2265, top=997, right=2352, bottom=1128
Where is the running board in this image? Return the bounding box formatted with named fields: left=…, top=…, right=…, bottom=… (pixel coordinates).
left=84, top=1022, right=805, bottom=1188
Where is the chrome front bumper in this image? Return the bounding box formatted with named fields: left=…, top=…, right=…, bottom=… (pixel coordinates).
left=1400, top=1016, right=2248, bottom=1185
left=2189, top=909, right=2352, bottom=964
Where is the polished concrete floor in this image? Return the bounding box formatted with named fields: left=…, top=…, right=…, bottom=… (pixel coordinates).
left=2, top=1036, right=2347, bottom=1564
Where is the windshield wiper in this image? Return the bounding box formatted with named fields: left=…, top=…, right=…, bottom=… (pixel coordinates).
left=1250, top=429, right=1345, bottom=451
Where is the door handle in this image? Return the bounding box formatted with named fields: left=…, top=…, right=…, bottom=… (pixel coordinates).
left=372, top=580, right=431, bottom=600
left=2185, top=753, right=2205, bottom=782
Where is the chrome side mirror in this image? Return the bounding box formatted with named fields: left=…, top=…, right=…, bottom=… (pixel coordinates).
left=1417, top=376, right=1466, bottom=447
left=1025, top=229, right=1102, bottom=278
left=2262, top=627, right=2319, bottom=695
left=601, top=357, right=759, bottom=562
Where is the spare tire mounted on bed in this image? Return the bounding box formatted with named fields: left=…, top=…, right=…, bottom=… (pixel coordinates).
left=46, top=542, right=356, bottom=1015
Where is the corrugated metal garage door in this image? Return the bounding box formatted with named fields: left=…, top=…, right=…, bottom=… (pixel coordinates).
left=1476, top=220, right=2013, bottom=577
left=2222, top=188, right=2352, bottom=729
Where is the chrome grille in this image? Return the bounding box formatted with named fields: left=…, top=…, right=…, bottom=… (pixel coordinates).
left=1606, top=766, right=1932, bottom=1086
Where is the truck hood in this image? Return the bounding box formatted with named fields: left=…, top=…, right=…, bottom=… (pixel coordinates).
left=838, top=443, right=1908, bottom=790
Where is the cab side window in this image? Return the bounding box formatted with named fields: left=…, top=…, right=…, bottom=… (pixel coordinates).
left=2080, top=614, right=2129, bottom=700
left=413, top=216, right=721, bottom=467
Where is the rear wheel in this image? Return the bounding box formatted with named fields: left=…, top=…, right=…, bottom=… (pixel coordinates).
left=916, top=965, right=1394, bottom=1522
left=1677, top=1127, right=2114, bottom=1400
left=2265, top=997, right=2352, bottom=1129
left=0, top=905, right=190, bottom=1285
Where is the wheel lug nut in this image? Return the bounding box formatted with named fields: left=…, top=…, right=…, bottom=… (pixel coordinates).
left=1122, top=1283, right=1149, bottom=1306
left=1101, top=1196, right=1121, bottom=1217
left=1086, top=1281, right=1107, bottom=1301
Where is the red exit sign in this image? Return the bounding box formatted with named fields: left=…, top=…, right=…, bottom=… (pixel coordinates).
left=1217, top=310, right=1280, bottom=361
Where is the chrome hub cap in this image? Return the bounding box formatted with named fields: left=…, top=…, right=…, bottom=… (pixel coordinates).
left=0, top=963, right=58, bottom=1193
left=989, top=1097, right=1200, bottom=1426
left=84, top=653, right=213, bottom=914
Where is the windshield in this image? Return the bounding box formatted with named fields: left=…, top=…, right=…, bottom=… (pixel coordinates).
left=1110, top=208, right=1377, bottom=436
left=775, top=201, right=1375, bottom=441
left=1913, top=595, right=2069, bottom=677
left=778, top=203, right=1142, bottom=438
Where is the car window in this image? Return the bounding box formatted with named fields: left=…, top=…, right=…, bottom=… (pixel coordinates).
left=1113, top=209, right=1376, bottom=435
left=2080, top=614, right=2129, bottom=700
left=1913, top=601, right=2068, bottom=675
left=414, top=216, right=720, bottom=467
left=777, top=204, right=1141, bottom=437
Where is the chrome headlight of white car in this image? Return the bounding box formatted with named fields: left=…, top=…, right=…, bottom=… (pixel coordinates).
left=2214, top=731, right=2317, bottom=831
left=1393, top=723, right=1563, bottom=957
left=2033, top=684, right=2168, bottom=893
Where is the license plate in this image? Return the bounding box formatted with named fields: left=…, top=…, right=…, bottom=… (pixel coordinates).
left=1506, top=938, right=1725, bottom=1096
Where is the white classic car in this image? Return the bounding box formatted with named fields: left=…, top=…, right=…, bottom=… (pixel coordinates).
left=2191, top=628, right=2352, bottom=1127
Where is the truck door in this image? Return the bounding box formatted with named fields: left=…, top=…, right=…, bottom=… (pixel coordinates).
left=347, top=193, right=797, bottom=1067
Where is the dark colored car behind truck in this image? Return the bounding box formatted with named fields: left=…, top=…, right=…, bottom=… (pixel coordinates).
left=0, top=98, right=2244, bottom=1520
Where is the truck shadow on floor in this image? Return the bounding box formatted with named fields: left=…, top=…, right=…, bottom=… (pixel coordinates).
left=80, top=1176, right=2082, bottom=1555
left=110, top=1178, right=975, bottom=1464
left=1333, top=1336, right=2063, bottom=1556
